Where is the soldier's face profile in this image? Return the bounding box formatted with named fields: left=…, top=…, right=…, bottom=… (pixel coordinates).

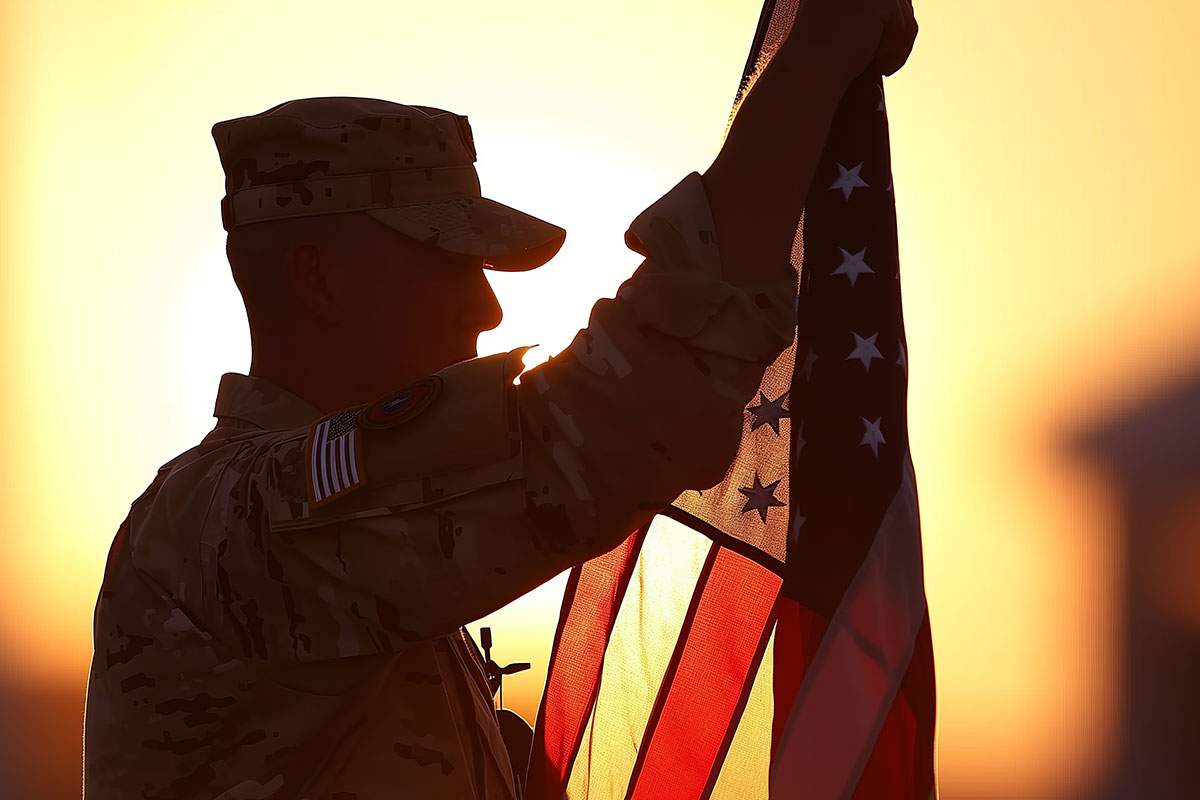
left=333, top=225, right=504, bottom=378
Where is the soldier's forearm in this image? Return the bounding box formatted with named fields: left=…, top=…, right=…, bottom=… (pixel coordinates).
left=703, top=37, right=856, bottom=284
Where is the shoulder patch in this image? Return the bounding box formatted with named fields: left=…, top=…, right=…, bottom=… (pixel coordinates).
left=306, top=407, right=368, bottom=508
left=357, top=375, right=442, bottom=431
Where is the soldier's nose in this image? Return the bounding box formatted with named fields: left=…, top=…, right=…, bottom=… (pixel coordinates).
left=464, top=271, right=503, bottom=333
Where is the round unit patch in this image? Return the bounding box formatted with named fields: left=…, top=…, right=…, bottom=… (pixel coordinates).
left=357, top=375, right=442, bottom=430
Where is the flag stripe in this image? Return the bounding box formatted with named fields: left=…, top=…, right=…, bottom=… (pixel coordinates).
left=852, top=609, right=936, bottom=800
left=316, top=420, right=331, bottom=501
left=563, top=519, right=715, bottom=799
left=770, top=453, right=925, bottom=798
left=330, top=436, right=341, bottom=493
left=770, top=597, right=828, bottom=757
left=661, top=505, right=786, bottom=575
left=347, top=430, right=359, bottom=484
left=309, top=420, right=326, bottom=503
left=626, top=545, right=782, bottom=800
left=526, top=527, right=647, bottom=798
left=328, top=438, right=341, bottom=495
left=336, top=435, right=347, bottom=490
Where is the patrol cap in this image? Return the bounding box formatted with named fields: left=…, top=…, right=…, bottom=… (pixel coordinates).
left=211, top=97, right=566, bottom=271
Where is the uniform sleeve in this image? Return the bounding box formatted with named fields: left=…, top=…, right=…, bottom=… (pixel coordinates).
left=214, top=172, right=796, bottom=662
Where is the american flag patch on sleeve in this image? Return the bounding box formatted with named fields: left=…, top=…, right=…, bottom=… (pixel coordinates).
left=305, top=408, right=367, bottom=508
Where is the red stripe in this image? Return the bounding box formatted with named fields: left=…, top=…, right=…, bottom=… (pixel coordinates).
left=771, top=596, right=830, bottom=757
left=526, top=528, right=646, bottom=799
left=626, top=546, right=782, bottom=800
left=851, top=610, right=937, bottom=800
left=771, top=602, right=936, bottom=800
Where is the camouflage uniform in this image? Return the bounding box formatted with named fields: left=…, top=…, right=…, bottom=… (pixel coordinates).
left=84, top=98, right=796, bottom=799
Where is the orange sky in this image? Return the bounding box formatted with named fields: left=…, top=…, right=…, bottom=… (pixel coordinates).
left=3, top=1, right=1199, bottom=796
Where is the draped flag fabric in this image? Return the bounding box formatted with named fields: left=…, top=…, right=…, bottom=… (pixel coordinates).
left=526, top=2, right=937, bottom=798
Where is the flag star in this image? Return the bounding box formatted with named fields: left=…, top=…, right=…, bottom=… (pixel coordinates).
left=747, top=390, right=790, bottom=435
left=829, top=162, right=869, bottom=200
left=795, top=419, right=806, bottom=454
left=897, top=340, right=907, bottom=371
left=798, top=346, right=819, bottom=382
left=845, top=331, right=884, bottom=372
left=859, top=416, right=886, bottom=458
left=832, top=247, right=875, bottom=287
left=738, top=473, right=786, bottom=523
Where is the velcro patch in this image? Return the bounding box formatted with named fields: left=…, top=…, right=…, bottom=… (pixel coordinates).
left=358, top=375, right=442, bottom=430
left=306, top=408, right=367, bottom=508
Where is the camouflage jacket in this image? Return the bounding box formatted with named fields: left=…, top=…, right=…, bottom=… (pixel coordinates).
left=83, top=171, right=796, bottom=799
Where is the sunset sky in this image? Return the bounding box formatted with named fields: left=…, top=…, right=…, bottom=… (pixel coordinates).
left=3, top=1, right=1199, bottom=796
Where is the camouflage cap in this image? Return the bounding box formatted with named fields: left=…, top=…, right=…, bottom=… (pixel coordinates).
left=211, top=97, right=566, bottom=271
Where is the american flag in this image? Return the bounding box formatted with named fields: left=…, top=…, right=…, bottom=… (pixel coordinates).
left=525, top=1, right=937, bottom=798
left=307, top=409, right=366, bottom=507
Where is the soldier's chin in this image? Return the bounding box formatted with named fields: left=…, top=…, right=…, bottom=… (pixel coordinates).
left=440, top=348, right=476, bottom=368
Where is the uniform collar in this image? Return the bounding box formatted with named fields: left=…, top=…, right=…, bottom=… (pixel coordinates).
left=212, top=372, right=324, bottom=432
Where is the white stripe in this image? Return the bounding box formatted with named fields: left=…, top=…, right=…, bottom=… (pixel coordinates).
left=313, top=420, right=330, bottom=502
left=328, top=437, right=343, bottom=494
left=331, top=435, right=343, bottom=491
left=335, top=435, right=349, bottom=490
left=770, top=449, right=926, bottom=800
left=309, top=421, right=322, bottom=502
left=318, top=421, right=333, bottom=501
left=342, top=434, right=354, bottom=487
left=347, top=431, right=359, bottom=484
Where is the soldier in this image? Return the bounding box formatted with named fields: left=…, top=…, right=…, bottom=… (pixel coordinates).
left=83, top=4, right=916, bottom=798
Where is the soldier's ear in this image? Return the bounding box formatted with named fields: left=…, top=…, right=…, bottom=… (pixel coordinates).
left=285, top=239, right=346, bottom=324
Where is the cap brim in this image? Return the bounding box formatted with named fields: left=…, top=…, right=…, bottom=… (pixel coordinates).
left=365, top=195, right=565, bottom=272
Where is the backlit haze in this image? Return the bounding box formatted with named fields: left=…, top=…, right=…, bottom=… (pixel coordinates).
left=3, top=1, right=1199, bottom=796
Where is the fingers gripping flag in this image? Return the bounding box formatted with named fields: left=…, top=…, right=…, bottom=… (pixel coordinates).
left=526, top=2, right=937, bottom=798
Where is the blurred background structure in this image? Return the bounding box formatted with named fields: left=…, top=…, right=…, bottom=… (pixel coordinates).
left=1071, top=373, right=1200, bottom=799
left=2, top=0, right=1198, bottom=797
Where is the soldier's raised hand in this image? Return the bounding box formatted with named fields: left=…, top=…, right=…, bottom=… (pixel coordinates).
left=704, top=0, right=918, bottom=285
left=785, top=0, right=918, bottom=79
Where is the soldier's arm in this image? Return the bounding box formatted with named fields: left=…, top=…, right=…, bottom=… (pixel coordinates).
left=704, top=0, right=916, bottom=283
left=703, top=37, right=851, bottom=284
left=213, top=171, right=793, bottom=661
